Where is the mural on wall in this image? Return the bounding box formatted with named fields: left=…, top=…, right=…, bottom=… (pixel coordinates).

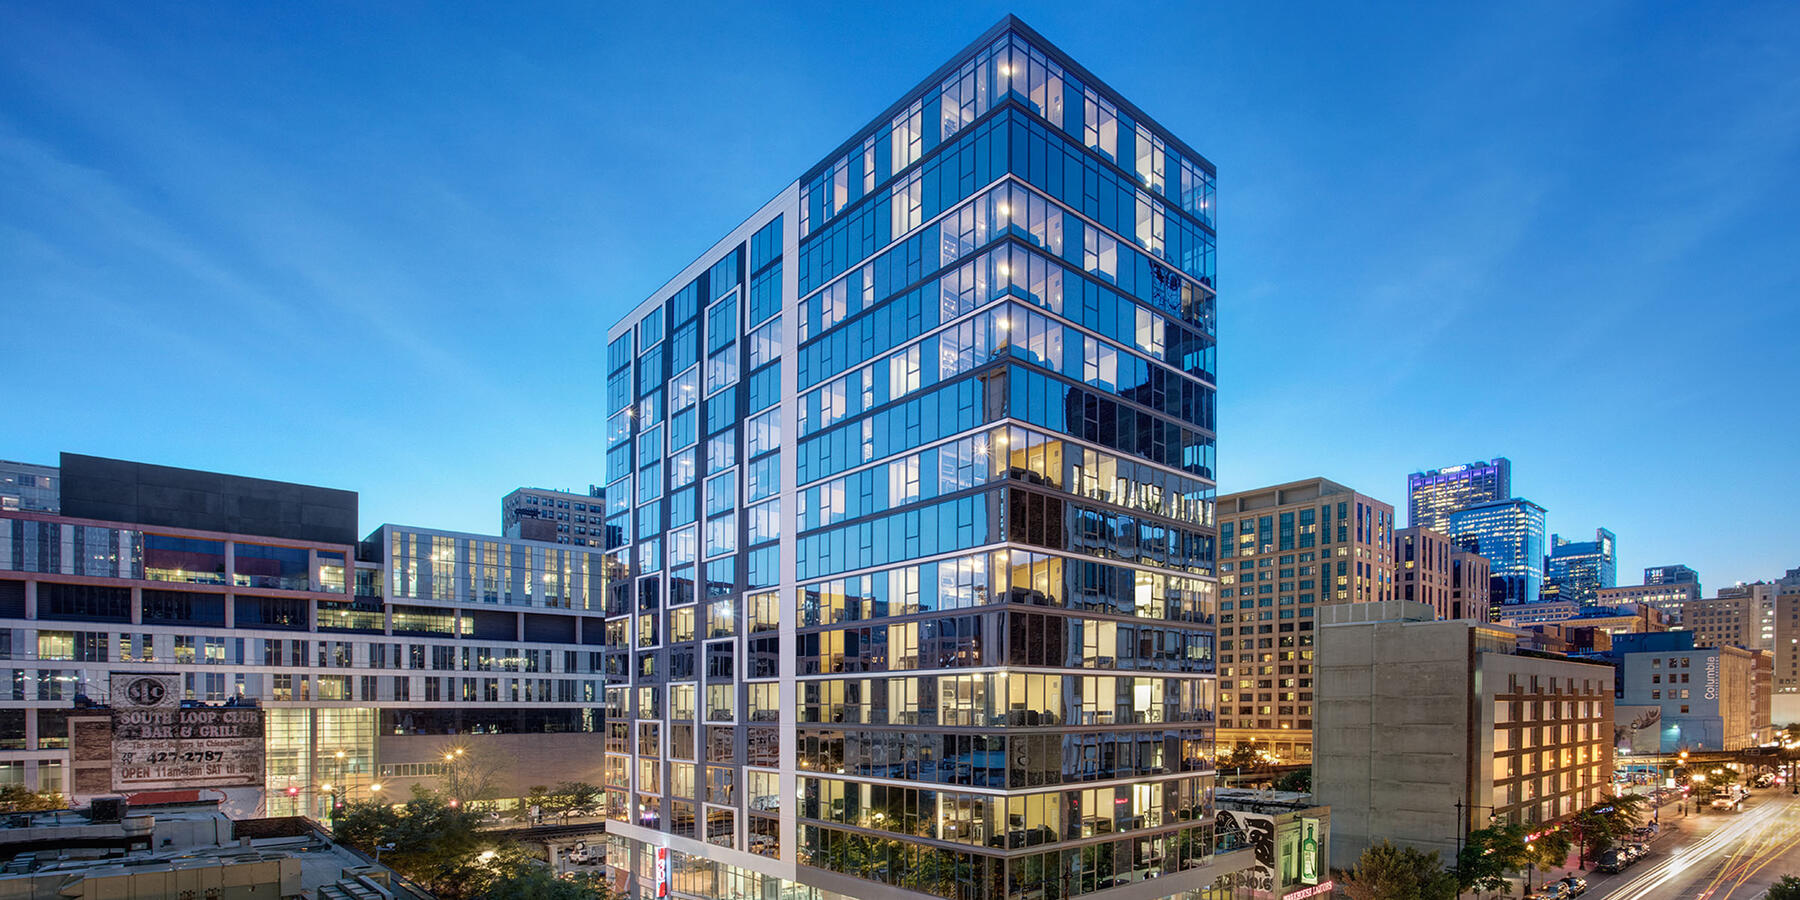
left=1615, top=705, right=1663, bottom=754
left=1217, top=808, right=1277, bottom=895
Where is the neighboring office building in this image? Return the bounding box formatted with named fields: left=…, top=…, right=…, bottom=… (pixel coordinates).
left=1395, top=526, right=1490, bottom=622
left=1598, top=581, right=1701, bottom=626
left=0, top=460, right=59, bottom=513
left=1769, top=570, right=1800, bottom=723
left=1614, top=631, right=1757, bottom=751
left=1216, top=478, right=1395, bottom=763
left=1753, top=651, right=1772, bottom=742
left=1314, top=601, right=1614, bottom=864
left=501, top=485, right=607, bottom=548
left=1682, top=585, right=1776, bottom=652
left=1449, top=497, right=1547, bottom=606
left=1645, top=564, right=1701, bottom=587
left=0, top=452, right=608, bottom=819
left=1555, top=604, right=1667, bottom=637
left=1545, top=528, right=1617, bottom=608
left=1406, top=457, right=1510, bottom=532
left=602, top=17, right=1244, bottom=900
left=1492, top=598, right=1580, bottom=626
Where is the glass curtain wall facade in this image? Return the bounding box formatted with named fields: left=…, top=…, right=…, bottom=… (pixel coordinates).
left=603, top=17, right=1240, bottom=900
left=1447, top=499, right=1546, bottom=608
left=1406, top=458, right=1510, bottom=532
left=1544, top=528, right=1616, bottom=608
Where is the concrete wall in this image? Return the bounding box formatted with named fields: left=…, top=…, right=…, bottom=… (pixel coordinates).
left=1314, top=614, right=1474, bottom=864
left=377, top=732, right=607, bottom=801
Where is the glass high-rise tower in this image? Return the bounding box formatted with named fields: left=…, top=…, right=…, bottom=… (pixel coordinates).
left=601, top=17, right=1241, bottom=900
left=1447, top=498, right=1547, bottom=608
left=1406, top=458, right=1510, bottom=532
left=1544, top=527, right=1617, bottom=607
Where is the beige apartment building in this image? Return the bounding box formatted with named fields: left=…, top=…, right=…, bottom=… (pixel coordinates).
left=1396, top=525, right=1491, bottom=621
left=1314, top=601, right=1615, bottom=863
left=1682, top=584, right=1776, bottom=652
left=1598, top=582, right=1701, bottom=625
left=1216, top=477, right=1395, bottom=762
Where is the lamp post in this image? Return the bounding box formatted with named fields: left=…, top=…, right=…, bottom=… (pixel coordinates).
left=1453, top=799, right=1498, bottom=898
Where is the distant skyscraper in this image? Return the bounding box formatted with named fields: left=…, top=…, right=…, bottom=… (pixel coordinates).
left=1645, top=564, right=1700, bottom=587
left=1545, top=527, right=1617, bottom=607
left=1406, top=457, right=1510, bottom=531
left=1448, top=497, right=1546, bottom=606
left=0, top=459, right=59, bottom=513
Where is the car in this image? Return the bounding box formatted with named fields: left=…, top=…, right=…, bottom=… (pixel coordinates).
left=1596, top=849, right=1630, bottom=873
left=1559, top=875, right=1589, bottom=896
left=1711, top=796, right=1741, bottom=811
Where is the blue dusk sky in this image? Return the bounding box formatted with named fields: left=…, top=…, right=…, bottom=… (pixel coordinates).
left=3, top=2, right=1796, bottom=588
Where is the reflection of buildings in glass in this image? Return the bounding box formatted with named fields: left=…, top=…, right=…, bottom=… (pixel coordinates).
left=601, top=15, right=1243, bottom=900
left=1448, top=497, right=1547, bottom=606
left=1545, top=527, right=1617, bottom=607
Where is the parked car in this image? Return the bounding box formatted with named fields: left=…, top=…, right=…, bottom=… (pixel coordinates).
left=1596, top=849, right=1630, bottom=873
left=1559, top=875, right=1588, bottom=896
left=1712, top=795, right=1742, bottom=811
left=1529, top=883, right=1569, bottom=900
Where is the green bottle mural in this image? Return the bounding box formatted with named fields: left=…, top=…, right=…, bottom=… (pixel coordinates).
left=1300, top=818, right=1320, bottom=885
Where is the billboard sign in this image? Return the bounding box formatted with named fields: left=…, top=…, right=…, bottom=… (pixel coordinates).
left=106, top=673, right=263, bottom=790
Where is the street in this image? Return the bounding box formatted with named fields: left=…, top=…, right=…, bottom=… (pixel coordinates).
left=1592, top=788, right=1800, bottom=900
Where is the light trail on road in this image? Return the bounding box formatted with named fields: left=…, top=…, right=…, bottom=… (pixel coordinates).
left=1604, top=799, right=1788, bottom=900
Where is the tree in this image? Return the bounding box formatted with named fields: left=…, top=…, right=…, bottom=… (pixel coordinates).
left=521, top=785, right=553, bottom=823
left=1223, top=743, right=1274, bottom=774
left=1525, top=829, right=1573, bottom=888
left=1457, top=824, right=1529, bottom=894
left=548, top=782, right=604, bottom=822
left=332, top=787, right=507, bottom=900
left=437, top=742, right=506, bottom=808
left=1338, top=840, right=1458, bottom=900
left=1568, top=794, right=1645, bottom=862
left=1274, top=768, right=1312, bottom=793
left=479, top=868, right=595, bottom=900
left=1766, top=874, right=1800, bottom=900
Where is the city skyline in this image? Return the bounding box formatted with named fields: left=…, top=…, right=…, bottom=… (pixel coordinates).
left=4, top=1, right=1797, bottom=589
